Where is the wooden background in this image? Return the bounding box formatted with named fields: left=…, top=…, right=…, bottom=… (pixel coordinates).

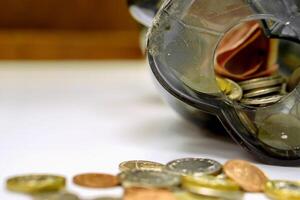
left=0, top=0, right=142, bottom=59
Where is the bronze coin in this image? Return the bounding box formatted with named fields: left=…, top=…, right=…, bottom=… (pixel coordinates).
left=73, top=173, right=119, bottom=188
left=123, top=188, right=176, bottom=200
left=223, top=160, right=268, bottom=192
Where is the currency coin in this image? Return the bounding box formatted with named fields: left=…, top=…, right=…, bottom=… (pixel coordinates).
left=182, top=182, right=243, bottom=200
left=258, top=114, right=300, bottom=151
left=243, top=85, right=282, bottom=98
left=6, top=174, right=65, bottom=193
left=240, top=95, right=283, bottom=106
left=288, top=67, right=300, bottom=92
left=119, top=169, right=180, bottom=188
left=216, top=77, right=243, bottom=100
left=92, top=198, right=121, bottom=200
left=223, top=160, right=268, bottom=192
left=119, top=160, right=164, bottom=172
left=182, top=175, right=240, bottom=191
left=123, top=187, right=177, bottom=200
left=265, top=180, right=300, bottom=200
left=239, top=76, right=284, bottom=91
left=236, top=111, right=257, bottom=136
left=73, top=173, right=119, bottom=188
left=174, top=191, right=223, bottom=200
left=165, top=158, right=222, bottom=176
left=33, top=191, right=80, bottom=200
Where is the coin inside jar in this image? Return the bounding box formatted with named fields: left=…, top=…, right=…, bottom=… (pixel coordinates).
left=216, top=77, right=243, bottom=100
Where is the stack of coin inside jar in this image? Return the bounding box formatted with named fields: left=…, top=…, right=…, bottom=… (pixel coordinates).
left=6, top=158, right=300, bottom=200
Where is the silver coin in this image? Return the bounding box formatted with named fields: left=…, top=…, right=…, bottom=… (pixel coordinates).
left=119, top=169, right=180, bottom=188
left=240, top=95, right=283, bottom=106
left=239, top=76, right=284, bottom=91
left=237, top=111, right=257, bottom=136
left=33, top=192, right=80, bottom=200
left=243, top=86, right=282, bottom=98
left=238, top=75, right=280, bottom=85
left=165, top=158, right=222, bottom=176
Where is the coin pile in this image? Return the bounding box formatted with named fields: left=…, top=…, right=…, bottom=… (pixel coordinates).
left=6, top=158, right=300, bottom=200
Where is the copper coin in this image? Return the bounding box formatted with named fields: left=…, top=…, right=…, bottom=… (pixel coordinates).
left=223, top=160, right=268, bottom=192
left=123, top=188, right=176, bottom=200
left=73, top=173, right=119, bottom=188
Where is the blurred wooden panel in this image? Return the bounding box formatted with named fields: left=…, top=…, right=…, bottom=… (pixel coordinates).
left=0, top=0, right=142, bottom=59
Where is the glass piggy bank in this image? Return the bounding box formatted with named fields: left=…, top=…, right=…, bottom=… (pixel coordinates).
left=128, top=0, right=300, bottom=166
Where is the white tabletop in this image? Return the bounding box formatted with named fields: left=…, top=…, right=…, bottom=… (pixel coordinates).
left=0, top=61, right=298, bottom=200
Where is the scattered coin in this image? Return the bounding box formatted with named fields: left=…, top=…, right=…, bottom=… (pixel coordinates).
left=119, top=160, right=164, bottom=172
left=6, top=174, right=65, bottom=193
left=258, top=113, right=300, bottom=151
left=243, top=85, right=282, bottom=98
left=33, top=191, right=80, bottom=200
left=182, top=175, right=240, bottom=191
left=182, top=181, right=243, bottom=200
left=240, top=94, right=283, bottom=106
left=265, top=180, right=300, bottom=200
left=123, top=187, right=177, bottom=200
left=165, top=158, right=222, bottom=176
left=119, top=169, right=180, bottom=188
left=174, top=191, right=223, bottom=200
left=73, top=173, right=119, bottom=188
left=238, top=75, right=284, bottom=90
left=223, top=160, right=268, bottom=192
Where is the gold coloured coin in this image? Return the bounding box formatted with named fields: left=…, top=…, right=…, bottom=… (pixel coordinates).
left=182, top=182, right=243, bottom=200
left=119, top=160, right=164, bottom=172
left=182, top=175, right=240, bottom=191
left=265, top=180, right=300, bottom=200
left=73, top=173, right=119, bottom=188
left=175, top=191, right=223, bottom=200
left=243, top=85, right=282, bottom=98
left=33, top=191, right=80, bottom=200
left=119, top=169, right=180, bottom=188
left=165, top=158, right=222, bottom=177
left=223, top=160, right=268, bottom=192
left=123, top=187, right=177, bottom=200
left=6, top=174, right=65, bottom=193
left=216, top=77, right=243, bottom=100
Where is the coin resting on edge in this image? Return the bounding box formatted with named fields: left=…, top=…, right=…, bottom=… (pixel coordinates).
left=119, top=160, right=164, bottom=172
left=165, top=158, right=222, bottom=176
left=216, top=77, right=243, bottom=100
left=6, top=174, right=66, bottom=193
left=119, top=169, right=180, bottom=188
left=223, top=160, right=268, bottom=192
left=73, top=173, right=119, bottom=188
left=265, top=180, right=300, bottom=200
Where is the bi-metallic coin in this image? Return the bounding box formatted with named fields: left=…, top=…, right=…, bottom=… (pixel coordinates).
left=265, top=180, right=300, bottom=200
left=119, top=160, right=164, bottom=172
left=119, top=169, right=180, bottom=188
left=165, top=158, right=222, bottom=177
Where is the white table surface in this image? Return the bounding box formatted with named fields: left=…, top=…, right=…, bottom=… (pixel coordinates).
left=0, top=61, right=298, bottom=200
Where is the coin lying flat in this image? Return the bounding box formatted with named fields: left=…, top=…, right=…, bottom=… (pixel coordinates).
left=92, top=198, right=121, bottom=200
left=223, top=160, right=268, bottom=192
left=240, top=95, right=283, bottom=106
left=243, top=85, right=282, bottom=98
left=238, top=75, right=283, bottom=90
left=6, top=174, right=65, bottom=193
left=165, top=158, right=222, bottom=177
left=33, top=191, right=80, bottom=200
left=216, top=77, right=243, bottom=100
left=119, top=169, right=180, bottom=188
left=182, top=182, right=243, bottom=200
left=73, top=173, right=119, bottom=188
left=182, top=175, right=240, bottom=191
left=174, top=191, right=223, bottom=200
left=123, top=188, right=177, bottom=200
left=119, top=160, right=164, bottom=172
left=265, top=180, right=300, bottom=200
